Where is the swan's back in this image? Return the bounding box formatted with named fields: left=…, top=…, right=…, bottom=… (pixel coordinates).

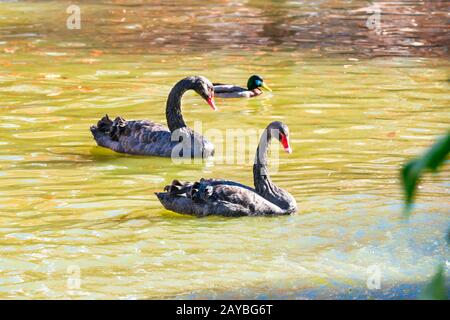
left=156, top=178, right=286, bottom=217
left=90, top=115, right=214, bottom=157
left=90, top=115, right=175, bottom=156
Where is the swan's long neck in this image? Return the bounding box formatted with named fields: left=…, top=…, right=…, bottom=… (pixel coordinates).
left=166, top=78, right=195, bottom=132
left=253, top=129, right=295, bottom=212
left=253, top=129, right=275, bottom=193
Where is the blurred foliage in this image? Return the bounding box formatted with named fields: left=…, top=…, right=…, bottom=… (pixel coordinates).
left=420, top=265, right=448, bottom=300
left=401, top=132, right=450, bottom=213
left=400, top=131, right=449, bottom=300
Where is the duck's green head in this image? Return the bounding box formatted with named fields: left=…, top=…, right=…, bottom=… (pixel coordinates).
left=247, top=75, right=272, bottom=92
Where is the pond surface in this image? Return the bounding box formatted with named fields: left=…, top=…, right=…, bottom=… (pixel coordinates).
left=0, top=0, right=448, bottom=299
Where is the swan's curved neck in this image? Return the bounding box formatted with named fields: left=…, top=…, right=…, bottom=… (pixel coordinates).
left=253, top=129, right=275, bottom=192
left=253, top=129, right=295, bottom=212
left=166, top=78, right=195, bottom=132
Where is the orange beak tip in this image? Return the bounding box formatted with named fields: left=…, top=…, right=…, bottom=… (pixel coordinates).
left=207, top=98, right=217, bottom=111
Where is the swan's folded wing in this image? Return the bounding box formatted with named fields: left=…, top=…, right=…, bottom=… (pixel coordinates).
left=210, top=184, right=271, bottom=207
left=116, top=120, right=174, bottom=155
left=155, top=192, right=201, bottom=216
left=119, top=120, right=170, bottom=143
left=157, top=179, right=284, bottom=216
left=163, top=178, right=253, bottom=199
left=91, top=116, right=174, bottom=155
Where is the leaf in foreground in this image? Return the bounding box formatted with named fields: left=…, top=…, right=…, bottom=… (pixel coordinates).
left=419, top=265, right=448, bottom=300
left=401, top=132, right=450, bottom=214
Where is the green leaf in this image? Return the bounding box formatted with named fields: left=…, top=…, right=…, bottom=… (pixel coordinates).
left=401, top=132, right=450, bottom=214
left=419, top=265, right=448, bottom=300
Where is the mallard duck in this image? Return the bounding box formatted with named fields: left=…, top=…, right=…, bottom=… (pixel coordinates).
left=156, top=121, right=297, bottom=217
left=90, top=76, right=216, bottom=158
left=213, top=75, right=272, bottom=98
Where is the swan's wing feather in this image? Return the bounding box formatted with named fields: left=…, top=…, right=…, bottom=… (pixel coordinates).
left=157, top=178, right=284, bottom=216
left=117, top=120, right=170, bottom=143
left=91, top=116, right=174, bottom=156
left=117, top=122, right=174, bottom=155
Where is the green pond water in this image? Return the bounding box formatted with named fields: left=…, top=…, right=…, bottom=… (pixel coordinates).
left=0, top=1, right=449, bottom=299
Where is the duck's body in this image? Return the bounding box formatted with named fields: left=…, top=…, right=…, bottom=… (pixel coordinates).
left=213, top=75, right=271, bottom=99
left=90, top=76, right=216, bottom=158
left=213, top=84, right=262, bottom=99
left=156, top=121, right=297, bottom=217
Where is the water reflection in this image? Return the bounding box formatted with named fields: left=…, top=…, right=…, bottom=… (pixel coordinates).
left=1, top=1, right=448, bottom=57
left=0, top=0, right=448, bottom=299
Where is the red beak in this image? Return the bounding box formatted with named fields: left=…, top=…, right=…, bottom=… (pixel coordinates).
left=281, top=134, right=292, bottom=154
left=206, top=97, right=217, bottom=111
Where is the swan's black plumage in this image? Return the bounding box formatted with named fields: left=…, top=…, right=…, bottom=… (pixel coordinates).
left=156, top=121, right=297, bottom=216
left=90, top=76, right=216, bottom=157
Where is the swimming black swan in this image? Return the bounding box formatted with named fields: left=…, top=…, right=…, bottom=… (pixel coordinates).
left=213, top=75, right=272, bottom=98
left=90, top=76, right=216, bottom=157
left=156, top=121, right=297, bottom=216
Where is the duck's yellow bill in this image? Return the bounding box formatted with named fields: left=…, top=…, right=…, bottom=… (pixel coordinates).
left=261, top=82, right=272, bottom=92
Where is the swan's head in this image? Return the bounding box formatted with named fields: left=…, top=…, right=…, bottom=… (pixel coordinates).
left=247, top=75, right=272, bottom=92
left=268, top=121, right=292, bottom=154
left=192, top=76, right=217, bottom=111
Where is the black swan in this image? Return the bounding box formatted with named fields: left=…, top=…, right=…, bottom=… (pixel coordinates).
left=90, top=76, right=216, bottom=158
left=156, top=121, right=297, bottom=216
left=213, top=75, right=272, bottom=98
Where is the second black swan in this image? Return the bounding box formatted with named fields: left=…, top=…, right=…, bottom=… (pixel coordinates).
left=90, top=76, right=216, bottom=158
left=156, top=121, right=297, bottom=216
